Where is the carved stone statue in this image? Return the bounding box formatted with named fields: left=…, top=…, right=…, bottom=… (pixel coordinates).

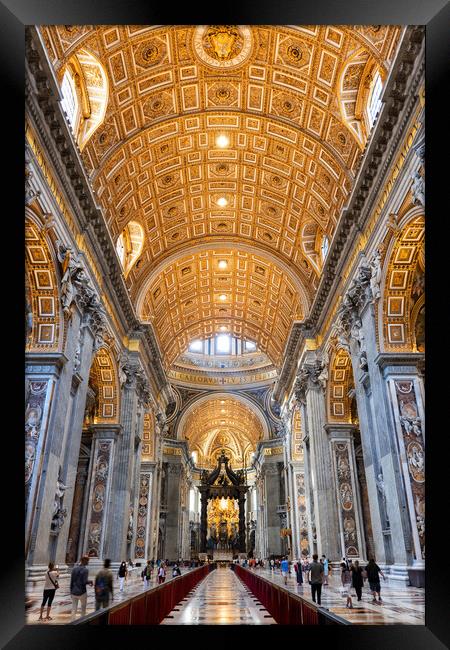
left=376, top=472, right=386, bottom=502
left=369, top=249, right=382, bottom=301
left=411, top=170, right=425, bottom=207
left=317, top=350, right=329, bottom=389
left=51, top=469, right=68, bottom=533
left=127, top=506, right=134, bottom=543
left=73, top=329, right=82, bottom=373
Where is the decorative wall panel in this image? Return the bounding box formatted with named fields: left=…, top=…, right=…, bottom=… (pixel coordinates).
left=134, top=472, right=152, bottom=559
left=85, top=439, right=114, bottom=557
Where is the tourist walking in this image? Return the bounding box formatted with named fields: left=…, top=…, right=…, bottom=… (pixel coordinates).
left=351, top=560, right=364, bottom=602
left=95, top=559, right=113, bottom=610
left=308, top=554, right=324, bottom=605
left=117, top=561, right=128, bottom=592
left=172, top=563, right=181, bottom=577
left=294, top=559, right=303, bottom=586
left=280, top=556, right=289, bottom=585
left=141, top=560, right=153, bottom=587
left=340, top=561, right=353, bottom=608
left=270, top=558, right=275, bottom=571
left=321, top=555, right=329, bottom=585
left=37, top=561, right=59, bottom=621
left=70, top=556, right=93, bottom=619
left=365, top=558, right=385, bottom=603
left=158, top=563, right=166, bottom=584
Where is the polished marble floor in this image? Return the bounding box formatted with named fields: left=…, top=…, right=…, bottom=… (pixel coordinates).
left=25, top=566, right=194, bottom=625
left=161, top=567, right=276, bottom=625
left=253, top=566, right=425, bottom=625
left=25, top=564, right=425, bottom=626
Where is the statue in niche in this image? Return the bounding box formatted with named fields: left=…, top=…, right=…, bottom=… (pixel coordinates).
left=411, top=170, right=425, bottom=207
left=359, top=351, right=368, bottom=372
left=127, top=506, right=134, bottom=543
left=350, top=318, right=365, bottom=349
left=376, top=472, right=386, bottom=501
left=369, top=249, right=382, bottom=301
left=317, top=351, right=329, bottom=389
left=51, top=469, right=68, bottom=533
left=73, top=329, right=82, bottom=373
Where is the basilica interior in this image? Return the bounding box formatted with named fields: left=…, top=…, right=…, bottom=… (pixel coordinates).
left=24, top=24, right=425, bottom=625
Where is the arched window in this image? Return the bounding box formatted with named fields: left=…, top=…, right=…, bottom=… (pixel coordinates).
left=61, top=69, right=79, bottom=132
left=187, top=335, right=259, bottom=356
left=367, top=70, right=383, bottom=129
left=115, top=221, right=144, bottom=277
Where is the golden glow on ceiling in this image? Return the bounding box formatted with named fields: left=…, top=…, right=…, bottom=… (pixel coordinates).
left=41, top=25, right=401, bottom=372
left=216, top=134, right=230, bottom=148
left=139, top=248, right=304, bottom=368
left=182, top=396, right=265, bottom=467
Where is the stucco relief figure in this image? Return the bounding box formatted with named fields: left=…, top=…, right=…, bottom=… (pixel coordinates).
left=88, top=523, right=101, bottom=554
left=407, top=442, right=424, bottom=482
left=25, top=405, right=42, bottom=439
left=340, top=483, right=353, bottom=510
left=369, top=249, right=382, bottom=301
left=399, top=399, right=417, bottom=419
left=350, top=318, right=365, bottom=349
left=343, top=516, right=356, bottom=543
left=337, top=454, right=350, bottom=480
left=25, top=442, right=36, bottom=484
left=93, top=483, right=105, bottom=512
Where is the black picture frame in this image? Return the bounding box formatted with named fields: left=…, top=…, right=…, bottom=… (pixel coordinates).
left=3, top=0, right=448, bottom=647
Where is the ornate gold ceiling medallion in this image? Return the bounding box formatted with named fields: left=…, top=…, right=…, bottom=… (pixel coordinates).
left=193, top=25, right=253, bottom=69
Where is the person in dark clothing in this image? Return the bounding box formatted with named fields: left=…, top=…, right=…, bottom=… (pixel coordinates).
left=95, top=559, right=114, bottom=610
left=294, top=559, right=303, bottom=586
left=351, top=560, right=364, bottom=602
left=308, top=554, right=324, bottom=605
left=366, top=558, right=385, bottom=603
left=70, top=556, right=93, bottom=619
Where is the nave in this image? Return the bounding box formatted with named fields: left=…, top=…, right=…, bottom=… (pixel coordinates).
left=161, top=566, right=276, bottom=625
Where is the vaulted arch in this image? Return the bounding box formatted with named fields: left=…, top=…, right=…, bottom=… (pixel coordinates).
left=87, top=346, right=120, bottom=423
left=380, top=212, right=425, bottom=352
left=25, top=213, right=63, bottom=352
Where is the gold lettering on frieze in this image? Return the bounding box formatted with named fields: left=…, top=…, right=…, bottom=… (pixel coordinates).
left=163, top=447, right=182, bottom=455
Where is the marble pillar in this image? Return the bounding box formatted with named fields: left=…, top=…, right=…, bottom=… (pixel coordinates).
left=264, top=461, right=283, bottom=556
left=326, top=424, right=366, bottom=561
left=26, top=303, right=96, bottom=577
left=102, top=359, right=146, bottom=563
left=295, top=359, right=341, bottom=560
left=164, top=462, right=182, bottom=560
left=133, top=464, right=153, bottom=562
left=338, top=266, right=419, bottom=575
left=81, top=424, right=121, bottom=563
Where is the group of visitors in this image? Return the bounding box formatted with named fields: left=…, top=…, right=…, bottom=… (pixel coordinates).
left=265, top=553, right=386, bottom=609
left=36, top=554, right=188, bottom=622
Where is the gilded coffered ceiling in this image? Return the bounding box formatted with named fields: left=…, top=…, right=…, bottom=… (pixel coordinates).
left=40, top=24, right=401, bottom=370
left=181, top=395, right=265, bottom=467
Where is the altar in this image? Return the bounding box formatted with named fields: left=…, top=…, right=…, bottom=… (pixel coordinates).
left=199, top=450, right=248, bottom=553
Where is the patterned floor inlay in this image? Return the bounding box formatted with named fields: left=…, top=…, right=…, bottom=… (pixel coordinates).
left=161, top=567, right=276, bottom=625
left=253, top=567, right=425, bottom=625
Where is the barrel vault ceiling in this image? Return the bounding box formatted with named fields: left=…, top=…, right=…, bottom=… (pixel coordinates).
left=40, top=25, right=401, bottom=370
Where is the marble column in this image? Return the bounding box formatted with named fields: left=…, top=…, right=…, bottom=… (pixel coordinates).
left=81, top=424, right=121, bottom=565
left=337, top=263, right=418, bottom=576
left=26, top=301, right=96, bottom=577
left=264, top=461, right=283, bottom=556
left=376, top=353, right=425, bottom=568
left=164, top=462, right=182, bottom=560
left=133, top=464, right=153, bottom=562
left=65, top=445, right=90, bottom=565
left=326, top=424, right=366, bottom=562
left=102, top=358, right=146, bottom=562
left=294, top=358, right=341, bottom=561
left=200, top=488, right=208, bottom=552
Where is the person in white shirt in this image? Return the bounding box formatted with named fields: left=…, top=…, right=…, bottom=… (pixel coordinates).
left=38, top=561, right=59, bottom=621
